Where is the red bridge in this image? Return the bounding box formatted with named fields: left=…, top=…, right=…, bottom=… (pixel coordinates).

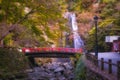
left=22, top=47, right=83, bottom=57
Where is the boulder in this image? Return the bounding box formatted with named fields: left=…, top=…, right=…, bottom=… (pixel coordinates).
left=27, top=59, right=75, bottom=80
left=54, top=66, right=65, bottom=72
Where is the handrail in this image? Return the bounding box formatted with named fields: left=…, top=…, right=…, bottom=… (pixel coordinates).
left=97, top=59, right=117, bottom=66
left=22, top=47, right=83, bottom=53
left=86, top=53, right=120, bottom=80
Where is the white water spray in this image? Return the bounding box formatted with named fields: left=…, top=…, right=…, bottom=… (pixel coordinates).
left=69, top=13, right=84, bottom=49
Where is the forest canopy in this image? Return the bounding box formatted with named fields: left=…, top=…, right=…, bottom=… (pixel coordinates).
left=0, top=0, right=68, bottom=47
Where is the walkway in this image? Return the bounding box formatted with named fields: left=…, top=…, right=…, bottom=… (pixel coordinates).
left=91, top=52, right=120, bottom=76
left=84, top=55, right=117, bottom=80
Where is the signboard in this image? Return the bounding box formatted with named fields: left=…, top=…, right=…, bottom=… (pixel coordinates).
left=105, top=36, right=120, bottom=42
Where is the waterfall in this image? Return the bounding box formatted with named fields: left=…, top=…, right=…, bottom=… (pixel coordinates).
left=69, top=13, right=84, bottom=49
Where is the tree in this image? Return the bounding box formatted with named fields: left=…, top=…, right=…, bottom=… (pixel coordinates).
left=85, top=0, right=120, bottom=52
left=0, top=0, right=67, bottom=47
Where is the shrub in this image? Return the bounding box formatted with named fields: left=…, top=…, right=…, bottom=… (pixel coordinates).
left=75, top=55, right=86, bottom=80
left=0, top=47, right=29, bottom=79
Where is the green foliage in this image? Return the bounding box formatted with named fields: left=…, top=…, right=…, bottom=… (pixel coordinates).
left=31, top=25, right=43, bottom=36
left=99, top=19, right=115, bottom=28
left=70, top=53, right=82, bottom=68
left=85, top=24, right=120, bottom=52
left=45, top=26, right=56, bottom=39
left=0, top=0, right=68, bottom=47
left=66, top=0, right=94, bottom=12
left=75, top=53, right=82, bottom=60
left=0, top=0, right=26, bottom=23
left=3, top=33, right=13, bottom=46
left=101, top=0, right=118, bottom=3
left=85, top=0, right=120, bottom=52
left=0, top=47, right=29, bottom=79
left=75, top=56, right=86, bottom=80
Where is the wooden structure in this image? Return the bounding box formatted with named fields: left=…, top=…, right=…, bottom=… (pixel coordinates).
left=86, top=53, right=120, bottom=80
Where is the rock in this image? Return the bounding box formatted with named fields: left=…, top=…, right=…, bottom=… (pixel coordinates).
left=33, top=67, right=44, bottom=72
left=47, top=64, right=55, bottom=71
left=52, top=62, right=60, bottom=69
left=25, top=69, right=34, bottom=73
left=55, top=72, right=62, bottom=77
left=50, top=78, right=57, bottom=80
left=27, top=59, right=75, bottom=80
left=63, top=63, right=73, bottom=70
left=68, top=73, right=75, bottom=80
left=57, top=76, right=66, bottom=80
left=54, top=66, right=64, bottom=72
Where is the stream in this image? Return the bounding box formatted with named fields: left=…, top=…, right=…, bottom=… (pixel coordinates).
left=26, top=58, right=75, bottom=80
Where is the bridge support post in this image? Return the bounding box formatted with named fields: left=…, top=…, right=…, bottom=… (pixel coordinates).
left=28, top=57, right=36, bottom=68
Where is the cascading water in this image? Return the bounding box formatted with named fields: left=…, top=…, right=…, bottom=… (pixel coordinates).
left=69, top=13, right=84, bottom=49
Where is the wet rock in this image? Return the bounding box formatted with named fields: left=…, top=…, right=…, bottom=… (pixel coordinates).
left=68, top=73, right=75, bottom=80
left=50, top=78, right=57, bottom=80
left=63, top=63, right=73, bottom=70
left=27, top=60, right=75, bottom=80
left=54, top=66, right=64, bottom=72
left=25, top=69, right=34, bottom=73
left=57, top=76, right=66, bottom=80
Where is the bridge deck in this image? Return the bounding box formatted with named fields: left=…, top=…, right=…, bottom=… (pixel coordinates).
left=25, top=52, right=76, bottom=58
left=22, top=47, right=82, bottom=58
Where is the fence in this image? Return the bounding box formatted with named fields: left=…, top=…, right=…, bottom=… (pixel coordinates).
left=86, top=53, right=120, bottom=80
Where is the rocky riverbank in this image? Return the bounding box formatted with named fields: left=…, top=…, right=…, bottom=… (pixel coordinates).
left=27, top=59, right=75, bottom=80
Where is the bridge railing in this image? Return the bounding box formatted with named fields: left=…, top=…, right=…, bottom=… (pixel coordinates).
left=22, top=47, right=83, bottom=53
left=86, top=53, right=120, bottom=80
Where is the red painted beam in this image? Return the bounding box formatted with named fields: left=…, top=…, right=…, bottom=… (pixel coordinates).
left=22, top=47, right=83, bottom=54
